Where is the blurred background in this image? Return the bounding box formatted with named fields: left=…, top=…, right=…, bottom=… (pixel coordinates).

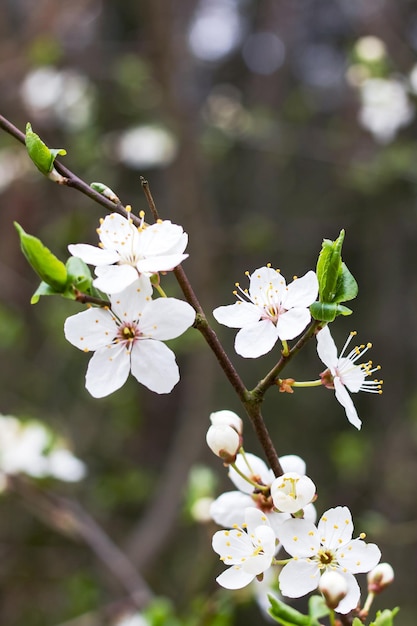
left=0, top=0, right=416, bottom=624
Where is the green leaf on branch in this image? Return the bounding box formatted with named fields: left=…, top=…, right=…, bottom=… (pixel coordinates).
left=268, top=595, right=320, bottom=626
left=25, top=122, right=66, bottom=176
left=316, top=229, right=344, bottom=302
left=31, top=281, right=62, bottom=304
left=315, top=230, right=358, bottom=313
left=15, top=222, right=68, bottom=292
left=333, top=262, right=358, bottom=303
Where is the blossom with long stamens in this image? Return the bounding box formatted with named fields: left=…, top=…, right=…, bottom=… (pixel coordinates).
left=212, top=507, right=276, bottom=589
left=213, top=266, right=318, bottom=358
left=64, top=278, right=195, bottom=397
left=316, top=326, right=383, bottom=429
left=68, top=212, right=188, bottom=294
left=276, top=506, right=381, bottom=614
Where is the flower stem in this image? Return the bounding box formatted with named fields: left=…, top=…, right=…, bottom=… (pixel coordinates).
left=230, top=458, right=269, bottom=492
left=290, top=379, right=322, bottom=388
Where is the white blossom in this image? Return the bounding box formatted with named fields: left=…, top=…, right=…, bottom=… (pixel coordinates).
left=270, top=472, right=316, bottom=514
left=317, top=326, right=382, bottom=429
left=367, top=562, right=394, bottom=593
left=64, top=279, right=195, bottom=397
left=213, top=266, right=318, bottom=358
left=210, top=453, right=316, bottom=535
left=319, top=571, right=348, bottom=609
left=212, top=507, right=276, bottom=589
left=69, top=212, right=188, bottom=294
left=276, top=506, right=381, bottom=614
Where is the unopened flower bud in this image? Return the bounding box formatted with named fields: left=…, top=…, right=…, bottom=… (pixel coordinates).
left=270, top=472, right=316, bottom=513
left=367, top=563, right=394, bottom=593
left=209, top=410, right=243, bottom=435
left=319, top=571, right=348, bottom=609
left=206, top=424, right=240, bottom=463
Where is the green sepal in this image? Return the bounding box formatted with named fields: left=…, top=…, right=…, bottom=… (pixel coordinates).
left=65, top=256, right=93, bottom=293
left=268, top=595, right=319, bottom=626
left=15, top=222, right=67, bottom=291
left=316, top=230, right=344, bottom=302
left=333, top=262, right=358, bottom=303
left=25, top=122, right=66, bottom=175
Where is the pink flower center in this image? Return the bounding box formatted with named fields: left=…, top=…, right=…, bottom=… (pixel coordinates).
left=117, top=322, right=142, bottom=349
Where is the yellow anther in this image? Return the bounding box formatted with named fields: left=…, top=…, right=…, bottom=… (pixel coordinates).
left=244, top=271, right=250, bottom=277
left=293, top=275, right=298, bottom=280
left=266, top=263, right=271, bottom=268
left=98, top=242, right=104, bottom=248
left=126, top=204, right=132, bottom=212
left=359, top=532, right=366, bottom=539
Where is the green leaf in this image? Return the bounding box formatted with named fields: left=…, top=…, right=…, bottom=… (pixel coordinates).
left=352, top=619, right=363, bottom=626
left=25, top=122, right=66, bottom=175
left=308, top=595, right=330, bottom=621
left=268, top=595, right=317, bottom=626
left=369, top=608, right=400, bottom=626
left=333, top=262, right=358, bottom=303
left=310, top=301, right=338, bottom=322
left=15, top=222, right=68, bottom=291
left=316, top=230, right=344, bottom=302
left=90, top=181, right=120, bottom=203
left=31, top=281, right=60, bottom=304
left=66, top=256, right=93, bottom=292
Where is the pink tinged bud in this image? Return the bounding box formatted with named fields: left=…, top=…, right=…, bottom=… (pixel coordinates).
left=209, top=410, right=243, bottom=435
left=319, top=571, right=348, bottom=609
left=270, top=472, right=316, bottom=513
left=206, top=424, right=240, bottom=463
left=367, top=563, right=394, bottom=593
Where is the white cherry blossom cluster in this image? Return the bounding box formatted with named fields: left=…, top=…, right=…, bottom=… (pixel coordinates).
left=64, top=212, right=195, bottom=397
left=0, top=414, right=86, bottom=486
left=207, top=410, right=382, bottom=614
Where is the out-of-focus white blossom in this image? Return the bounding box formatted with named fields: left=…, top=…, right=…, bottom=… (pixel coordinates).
left=358, top=77, right=414, bottom=143
left=0, top=414, right=86, bottom=484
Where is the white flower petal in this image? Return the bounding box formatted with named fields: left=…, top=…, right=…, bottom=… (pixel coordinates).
left=338, top=357, right=366, bottom=392
left=282, top=271, right=318, bottom=309
left=316, top=326, right=338, bottom=368
left=210, top=410, right=243, bottom=434
left=109, top=277, right=153, bottom=320
left=318, top=507, right=353, bottom=549
left=248, top=266, right=286, bottom=302
left=47, top=449, right=86, bottom=482
left=279, top=559, right=320, bottom=597
left=130, top=340, right=179, bottom=394
left=337, top=539, right=381, bottom=574
left=243, top=552, right=273, bottom=576
left=64, top=308, right=115, bottom=351
left=140, top=298, right=195, bottom=340
left=68, top=243, right=119, bottom=266
left=334, top=378, right=362, bottom=429
left=213, top=302, right=260, bottom=328
left=229, top=453, right=274, bottom=493
left=212, top=528, right=252, bottom=561
left=94, top=264, right=140, bottom=294
left=140, top=221, right=187, bottom=256
left=210, top=491, right=254, bottom=527
left=85, top=344, right=130, bottom=397
left=99, top=213, right=140, bottom=253
left=244, top=507, right=271, bottom=535
left=276, top=517, right=320, bottom=557
left=216, top=567, right=255, bottom=589
left=334, top=571, right=361, bottom=614
left=276, top=307, right=311, bottom=340
left=136, top=253, right=188, bottom=274
left=235, top=320, right=279, bottom=358
left=280, top=454, right=306, bottom=475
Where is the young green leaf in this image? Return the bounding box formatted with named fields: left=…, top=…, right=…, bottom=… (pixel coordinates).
left=316, top=230, right=344, bottom=302
left=370, top=608, right=400, bottom=626
left=334, top=262, right=358, bottom=303
left=66, top=256, right=93, bottom=292
left=308, top=595, right=330, bottom=621
left=15, top=222, right=67, bottom=291
left=25, top=122, right=66, bottom=176
left=268, top=595, right=318, bottom=626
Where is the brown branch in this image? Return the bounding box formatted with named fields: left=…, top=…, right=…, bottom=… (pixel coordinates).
left=7, top=474, right=153, bottom=608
